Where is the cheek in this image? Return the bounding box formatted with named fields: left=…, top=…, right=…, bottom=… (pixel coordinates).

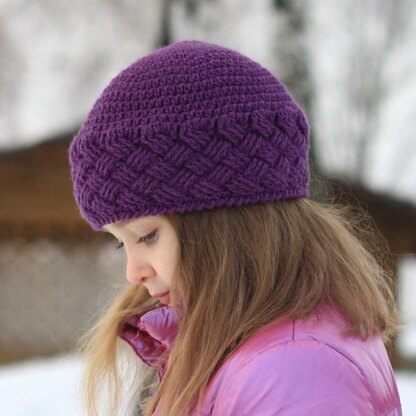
left=154, top=244, right=177, bottom=277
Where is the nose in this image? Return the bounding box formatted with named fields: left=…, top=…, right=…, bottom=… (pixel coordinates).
left=125, top=250, right=155, bottom=285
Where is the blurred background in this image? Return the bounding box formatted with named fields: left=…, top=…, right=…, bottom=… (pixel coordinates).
left=0, top=0, right=415, bottom=414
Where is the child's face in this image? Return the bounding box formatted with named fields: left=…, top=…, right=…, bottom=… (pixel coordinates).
left=103, top=215, right=178, bottom=305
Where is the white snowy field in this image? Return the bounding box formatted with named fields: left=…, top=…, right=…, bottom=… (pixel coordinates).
left=0, top=353, right=414, bottom=416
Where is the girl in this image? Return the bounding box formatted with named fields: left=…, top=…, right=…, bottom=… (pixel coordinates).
left=69, top=40, right=403, bottom=415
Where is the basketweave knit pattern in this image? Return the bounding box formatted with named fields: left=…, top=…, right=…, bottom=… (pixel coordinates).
left=69, top=40, right=310, bottom=231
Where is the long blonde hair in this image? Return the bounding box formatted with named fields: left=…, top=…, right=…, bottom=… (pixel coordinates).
left=75, top=188, right=403, bottom=415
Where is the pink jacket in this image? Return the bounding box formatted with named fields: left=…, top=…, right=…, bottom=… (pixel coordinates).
left=119, top=303, right=402, bottom=415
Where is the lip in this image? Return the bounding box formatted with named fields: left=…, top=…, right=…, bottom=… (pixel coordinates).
left=151, top=290, right=170, bottom=298
left=152, top=291, right=170, bottom=305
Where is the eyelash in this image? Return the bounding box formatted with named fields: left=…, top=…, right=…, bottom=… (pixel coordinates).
left=115, top=229, right=158, bottom=249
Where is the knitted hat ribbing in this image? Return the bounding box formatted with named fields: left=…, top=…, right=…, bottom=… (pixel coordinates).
left=68, top=40, right=310, bottom=231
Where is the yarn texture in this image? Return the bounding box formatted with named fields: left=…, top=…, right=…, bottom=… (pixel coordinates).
left=69, top=40, right=310, bottom=231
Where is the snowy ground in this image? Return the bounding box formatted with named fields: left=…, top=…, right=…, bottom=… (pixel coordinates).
left=0, top=353, right=414, bottom=415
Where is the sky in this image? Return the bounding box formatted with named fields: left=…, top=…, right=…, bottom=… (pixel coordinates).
left=1, top=0, right=415, bottom=205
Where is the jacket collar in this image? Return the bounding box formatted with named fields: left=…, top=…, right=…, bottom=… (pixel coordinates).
left=118, top=302, right=340, bottom=376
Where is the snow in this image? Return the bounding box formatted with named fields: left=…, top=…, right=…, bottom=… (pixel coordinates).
left=0, top=354, right=84, bottom=416
left=0, top=353, right=414, bottom=416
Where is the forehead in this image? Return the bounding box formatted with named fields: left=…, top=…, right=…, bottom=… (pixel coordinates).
left=103, top=215, right=162, bottom=231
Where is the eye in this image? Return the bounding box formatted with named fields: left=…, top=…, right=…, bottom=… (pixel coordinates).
left=114, top=229, right=158, bottom=249
left=138, top=229, right=158, bottom=244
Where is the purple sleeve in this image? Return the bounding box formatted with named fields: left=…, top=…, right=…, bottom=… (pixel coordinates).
left=212, top=339, right=374, bottom=415
left=118, top=306, right=179, bottom=382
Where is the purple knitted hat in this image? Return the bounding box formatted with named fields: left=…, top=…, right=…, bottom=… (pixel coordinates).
left=68, top=40, right=310, bottom=231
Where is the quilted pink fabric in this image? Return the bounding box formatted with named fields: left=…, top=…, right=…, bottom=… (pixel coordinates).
left=119, top=303, right=402, bottom=415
